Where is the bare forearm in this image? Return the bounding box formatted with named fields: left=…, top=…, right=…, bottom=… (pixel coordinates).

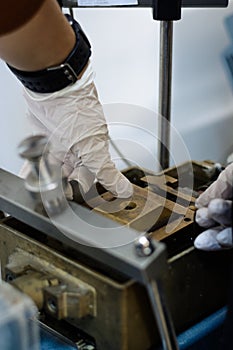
left=0, top=0, right=75, bottom=71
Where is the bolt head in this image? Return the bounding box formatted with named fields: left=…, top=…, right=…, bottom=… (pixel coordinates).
left=135, top=236, right=155, bottom=257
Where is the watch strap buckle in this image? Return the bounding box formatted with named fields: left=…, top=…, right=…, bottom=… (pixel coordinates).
left=47, top=63, right=78, bottom=84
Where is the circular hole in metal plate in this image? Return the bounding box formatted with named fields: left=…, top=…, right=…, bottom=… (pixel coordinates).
left=124, top=202, right=137, bottom=210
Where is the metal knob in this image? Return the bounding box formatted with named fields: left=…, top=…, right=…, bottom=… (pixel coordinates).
left=18, top=135, right=48, bottom=160
left=18, top=135, right=67, bottom=216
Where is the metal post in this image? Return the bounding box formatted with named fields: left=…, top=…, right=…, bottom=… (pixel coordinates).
left=146, top=279, right=179, bottom=350
left=158, top=21, right=173, bottom=170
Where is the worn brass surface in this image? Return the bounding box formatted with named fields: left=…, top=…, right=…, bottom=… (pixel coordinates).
left=91, top=182, right=195, bottom=242
left=6, top=253, right=96, bottom=320
left=95, top=160, right=220, bottom=243
left=44, top=284, right=94, bottom=320
left=6, top=267, right=59, bottom=309
left=90, top=184, right=172, bottom=232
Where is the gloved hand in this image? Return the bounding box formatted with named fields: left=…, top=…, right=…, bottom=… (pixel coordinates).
left=20, top=62, right=133, bottom=203
left=194, top=163, right=233, bottom=251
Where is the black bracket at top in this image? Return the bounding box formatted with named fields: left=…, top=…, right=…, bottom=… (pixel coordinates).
left=153, top=0, right=182, bottom=21
left=61, top=0, right=228, bottom=20
left=152, top=0, right=228, bottom=20
left=61, top=0, right=228, bottom=9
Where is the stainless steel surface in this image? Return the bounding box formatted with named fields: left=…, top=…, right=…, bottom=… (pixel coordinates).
left=18, top=135, right=67, bottom=216
left=158, top=21, right=173, bottom=170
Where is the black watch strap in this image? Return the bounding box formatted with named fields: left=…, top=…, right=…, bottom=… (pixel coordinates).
left=7, top=14, right=91, bottom=93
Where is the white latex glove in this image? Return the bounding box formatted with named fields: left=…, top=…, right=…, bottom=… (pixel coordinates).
left=194, top=163, right=233, bottom=251
left=21, top=62, right=133, bottom=201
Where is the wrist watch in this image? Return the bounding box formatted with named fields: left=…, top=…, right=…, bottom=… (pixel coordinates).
left=7, top=14, right=91, bottom=93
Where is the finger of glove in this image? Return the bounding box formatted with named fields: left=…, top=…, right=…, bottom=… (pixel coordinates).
left=194, top=227, right=225, bottom=251
left=208, top=198, right=232, bottom=226
left=78, top=136, right=133, bottom=198
left=56, top=157, right=95, bottom=201
left=196, top=163, right=233, bottom=208
left=195, top=207, right=216, bottom=228
left=68, top=165, right=95, bottom=195
left=64, top=81, right=133, bottom=198
left=216, top=227, right=233, bottom=248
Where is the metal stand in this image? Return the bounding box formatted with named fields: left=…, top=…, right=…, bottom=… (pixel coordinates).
left=158, top=21, right=174, bottom=170
left=152, top=0, right=181, bottom=170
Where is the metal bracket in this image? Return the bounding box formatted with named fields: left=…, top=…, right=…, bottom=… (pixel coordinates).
left=61, top=0, right=228, bottom=8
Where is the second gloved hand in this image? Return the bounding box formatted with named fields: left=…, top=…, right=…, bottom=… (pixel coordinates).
left=194, top=163, right=233, bottom=251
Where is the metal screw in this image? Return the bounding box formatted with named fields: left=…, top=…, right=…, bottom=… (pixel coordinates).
left=135, top=235, right=155, bottom=257
left=47, top=298, right=57, bottom=314
left=5, top=273, right=14, bottom=282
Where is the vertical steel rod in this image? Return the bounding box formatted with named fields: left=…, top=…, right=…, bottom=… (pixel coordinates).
left=146, top=279, right=179, bottom=350
left=158, top=21, right=173, bottom=170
